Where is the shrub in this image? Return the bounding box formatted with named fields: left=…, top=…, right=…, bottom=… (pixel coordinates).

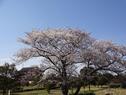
left=121, top=82, right=126, bottom=88
left=69, top=92, right=95, bottom=95
left=12, top=87, right=23, bottom=92
left=105, top=93, right=112, bottom=95
left=13, top=87, right=45, bottom=92
left=109, top=83, right=120, bottom=88
left=83, top=92, right=95, bottom=95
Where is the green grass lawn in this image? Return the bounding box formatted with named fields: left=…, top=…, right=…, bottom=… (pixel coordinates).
left=13, top=89, right=61, bottom=95
left=11, top=86, right=126, bottom=95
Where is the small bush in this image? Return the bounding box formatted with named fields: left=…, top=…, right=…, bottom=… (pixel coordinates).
left=109, top=83, right=120, bottom=88
left=14, top=87, right=45, bottom=92
left=121, top=82, right=126, bottom=88
left=105, top=93, right=112, bottom=95
left=12, top=87, right=23, bottom=92
left=70, top=92, right=95, bottom=95
left=45, top=82, right=51, bottom=94
left=83, top=92, right=95, bottom=95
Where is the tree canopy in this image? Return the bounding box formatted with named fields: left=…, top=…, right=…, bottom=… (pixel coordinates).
left=15, top=28, right=126, bottom=95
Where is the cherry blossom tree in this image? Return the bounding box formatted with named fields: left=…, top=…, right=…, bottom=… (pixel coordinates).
left=15, top=28, right=126, bottom=95
left=74, top=41, right=126, bottom=95
left=15, top=29, right=94, bottom=95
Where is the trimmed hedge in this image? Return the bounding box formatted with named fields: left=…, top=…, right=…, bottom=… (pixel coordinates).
left=109, top=82, right=126, bottom=88
left=109, top=83, right=121, bottom=88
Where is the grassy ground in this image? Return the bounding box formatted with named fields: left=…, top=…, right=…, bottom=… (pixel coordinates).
left=13, top=89, right=61, bottom=95
left=95, top=88, right=126, bottom=95
left=8, top=86, right=126, bottom=95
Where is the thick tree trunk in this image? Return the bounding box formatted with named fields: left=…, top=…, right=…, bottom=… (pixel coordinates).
left=61, top=80, right=68, bottom=95
left=3, top=89, right=6, bottom=95
left=74, top=85, right=81, bottom=95
left=61, top=60, right=69, bottom=95
left=89, top=84, right=91, bottom=91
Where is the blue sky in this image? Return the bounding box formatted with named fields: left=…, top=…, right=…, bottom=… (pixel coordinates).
left=0, top=0, right=126, bottom=67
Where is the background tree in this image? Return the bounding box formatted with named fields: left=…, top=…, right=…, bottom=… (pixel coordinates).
left=74, top=41, right=126, bottom=95
left=0, top=63, right=20, bottom=95
left=80, top=67, right=97, bottom=91
left=96, top=73, right=114, bottom=87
